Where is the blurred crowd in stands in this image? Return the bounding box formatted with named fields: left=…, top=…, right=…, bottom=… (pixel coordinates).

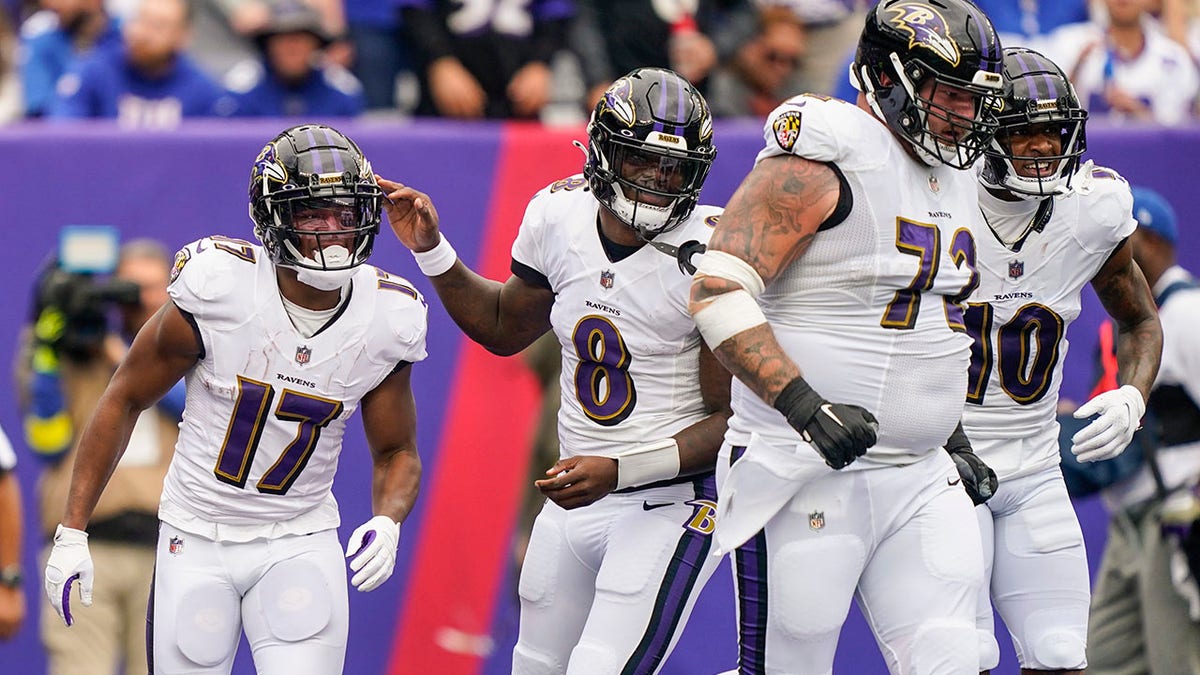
left=0, top=0, right=1199, bottom=128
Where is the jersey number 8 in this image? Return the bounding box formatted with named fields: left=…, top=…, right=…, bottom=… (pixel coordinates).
left=572, top=315, right=637, bottom=427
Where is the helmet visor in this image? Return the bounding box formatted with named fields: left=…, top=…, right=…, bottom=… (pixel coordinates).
left=272, top=187, right=382, bottom=270
left=609, top=141, right=710, bottom=206
left=914, top=75, right=1001, bottom=168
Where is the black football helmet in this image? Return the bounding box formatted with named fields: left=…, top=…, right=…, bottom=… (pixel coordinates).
left=852, top=0, right=1005, bottom=169
left=248, top=124, right=383, bottom=271
left=584, top=68, right=716, bottom=238
left=981, top=48, right=1088, bottom=199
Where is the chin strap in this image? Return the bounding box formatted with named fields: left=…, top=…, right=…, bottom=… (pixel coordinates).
left=642, top=237, right=707, bottom=275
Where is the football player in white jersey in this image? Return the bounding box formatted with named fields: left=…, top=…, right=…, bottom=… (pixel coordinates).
left=42, top=125, right=429, bottom=674
left=688, top=1, right=1006, bottom=672
left=380, top=67, right=731, bottom=674
left=966, top=49, right=1162, bottom=674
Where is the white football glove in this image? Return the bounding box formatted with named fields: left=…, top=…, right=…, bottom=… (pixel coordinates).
left=345, top=515, right=400, bottom=592
left=44, top=524, right=93, bottom=626
left=1071, top=385, right=1146, bottom=462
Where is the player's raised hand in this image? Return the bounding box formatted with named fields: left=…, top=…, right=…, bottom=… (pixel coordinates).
left=535, top=456, right=618, bottom=510
left=376, top=175, right=441, bottom=253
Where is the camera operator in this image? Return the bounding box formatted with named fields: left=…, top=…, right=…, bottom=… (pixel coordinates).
left=15, top=237, right=182, bottom=675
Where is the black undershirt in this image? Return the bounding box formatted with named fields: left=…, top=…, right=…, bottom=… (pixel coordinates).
left=596, top=216, right=643, bottom=263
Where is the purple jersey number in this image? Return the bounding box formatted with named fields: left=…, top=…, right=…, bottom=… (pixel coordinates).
left=964, top=302, right=1065, bottom=405
left=214, top=375, right=344, bottom=494
left=572, top=315, right=636, bottom=427
left=880, top=219, right=978, bottom=331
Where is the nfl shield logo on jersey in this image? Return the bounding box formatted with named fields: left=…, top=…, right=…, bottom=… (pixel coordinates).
left=599, top=270, right=615, bottom=289
left=168, top=536, right=184, bottom=556
left=928, top=175, right=940, bottom=193
left=809, top=511, right=825, bottom=531
left=296, top=345, right=312, bottom=364
left=1008, top=260, right=1025, bottom=279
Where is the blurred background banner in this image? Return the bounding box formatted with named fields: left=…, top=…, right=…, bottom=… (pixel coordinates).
left=0, top=118, right=1194, bottom=674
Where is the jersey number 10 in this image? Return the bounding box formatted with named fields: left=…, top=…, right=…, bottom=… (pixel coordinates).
left=964, top=302, right=1065, bottom=405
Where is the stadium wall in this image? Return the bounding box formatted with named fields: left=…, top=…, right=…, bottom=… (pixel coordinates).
left=0, top=119, right=1194, bottom=674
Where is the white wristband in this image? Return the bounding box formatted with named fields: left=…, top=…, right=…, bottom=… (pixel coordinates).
left=615, top=439, right=681, bottom=490
left=411, top=235, right=457, bottom=277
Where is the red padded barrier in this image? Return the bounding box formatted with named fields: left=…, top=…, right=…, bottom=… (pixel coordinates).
left=389, top=123, right=588, bottom=674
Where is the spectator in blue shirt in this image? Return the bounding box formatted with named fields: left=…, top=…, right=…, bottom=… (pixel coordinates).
left=345, top=0, right=412, bottom=110
left=49, top=0, right=235, bottom=127
left=973, top=0, right=1090, bottom=50
left=19, top=0, right=121, bottom=116
left=225, top=0, right=364, bottom=117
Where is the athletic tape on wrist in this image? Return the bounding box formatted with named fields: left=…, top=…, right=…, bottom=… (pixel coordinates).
left=615, top=438, right=680, bottom=490
left=411, top=235, right=457, bottom=277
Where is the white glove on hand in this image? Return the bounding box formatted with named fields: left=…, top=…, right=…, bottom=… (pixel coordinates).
left=44, top=524, right=93, bottom=626
left=1071, top=385, right=1146, bottom=462
left=345, top=515, right=400, bottom=592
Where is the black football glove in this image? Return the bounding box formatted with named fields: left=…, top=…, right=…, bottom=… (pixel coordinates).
left=774, top=376, right=878, bottom=470
left=945, top=422, right=998, bottom=506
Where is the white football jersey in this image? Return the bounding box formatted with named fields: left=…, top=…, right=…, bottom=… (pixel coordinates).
left=964, top=162, right=1135, bottom=480
left=511, top=175, right=720, bottom=458
left=728, top=95, right=980, bottom=465
left=160, top=236, right=427, bottom=540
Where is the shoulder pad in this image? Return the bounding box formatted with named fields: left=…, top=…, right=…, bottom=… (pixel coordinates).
left=534, top=174, right=590, bottom=199
left=1072, top=160, right=1128, bottom=195
left=167, top=236, right=261, bottom=317
left=367, top=267, right=428, bottom=364
left=527, top=174, right=590, bottom=224
left=683, top=204, right=723, bottom=238
left=1072, top=162, right=1136, bottom=248
left=758, top=94, right=863, bottom=163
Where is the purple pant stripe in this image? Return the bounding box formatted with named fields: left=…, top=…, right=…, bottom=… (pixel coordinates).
left=729, top=446, right=767, bottom=674
left=624, top=526, right=712, bottom=673
left=735, top=535, right=769, bottom=674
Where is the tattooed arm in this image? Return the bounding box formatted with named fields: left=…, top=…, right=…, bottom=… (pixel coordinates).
left=687, top=154, right=841, bottom=404
left=1092, top=239, right=1163, bottom=398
